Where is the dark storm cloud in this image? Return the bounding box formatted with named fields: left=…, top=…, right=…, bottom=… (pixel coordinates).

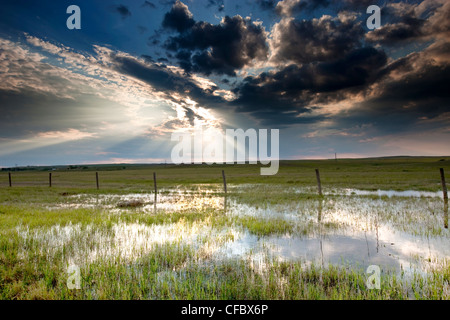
left=109, top=53, right=225, bottom=108
left=365, top=22, right=424, bottom=45
left=154, top=1, right=398, bottom=126
left=162, top=2, right=268, bottom=76
left=336, top=45, right=450, bottom=134
left=100, top=44, right=329, bottom=127
left=162, top=0, right=195, bottom=32
left=358, top=63, right=450, bottom=121
left=366, top=1, right=450, bottom=45
left=115, top=5, right=132, bottom=19
left=233, top=46, right=387, bottom=123
left=332, top=44, right=450, bottom=134
left=365, top=4, right=426, bottom=45
left=272, top=15, right=364, bottom=64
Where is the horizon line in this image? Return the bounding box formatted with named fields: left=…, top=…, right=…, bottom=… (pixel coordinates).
left=1, top=155, right=449, bottom=169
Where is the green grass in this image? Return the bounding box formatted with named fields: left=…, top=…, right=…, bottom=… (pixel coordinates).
left=236, top=216, right=304, bottom=236
left=2, top=157, right=449, bottom=191
left=2, top=235, right=448, bottom=299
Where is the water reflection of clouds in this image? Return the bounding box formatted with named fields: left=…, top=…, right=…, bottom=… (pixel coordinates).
left=34, top=185, right=449, bottom=277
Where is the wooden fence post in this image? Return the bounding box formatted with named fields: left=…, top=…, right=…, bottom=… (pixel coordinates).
left=153, top=172, right=157, bottom=204
left=318, top=199, right=323, bottom=222
left=315, top=169, right=322, bottom=196
left=96, top=172, right=99, bottom=190
left=222, top=170, right=227, bottom=194
left=440, top=168, right=448, bottom=203
left=8, top=172, right=12, bottom=187
left=440, top=168, right=448, bottom=229
left=49, top=172, right=52, bottom=187
left=444, top=203, right=448, bottom=229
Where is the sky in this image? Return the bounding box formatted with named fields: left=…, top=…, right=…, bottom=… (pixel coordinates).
left=0, top=0, right=449, bottom=167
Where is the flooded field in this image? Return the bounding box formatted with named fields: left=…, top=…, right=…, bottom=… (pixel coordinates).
left=6, top=183, right=447, bottom=299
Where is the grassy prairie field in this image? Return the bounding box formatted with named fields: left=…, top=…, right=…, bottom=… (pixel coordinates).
left=1, top=156, right=450, bottom=191
left=0, top=157, right=449, bottom=300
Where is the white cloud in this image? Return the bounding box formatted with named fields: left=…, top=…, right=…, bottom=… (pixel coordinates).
left=36, top=128, right=96, bottom=140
